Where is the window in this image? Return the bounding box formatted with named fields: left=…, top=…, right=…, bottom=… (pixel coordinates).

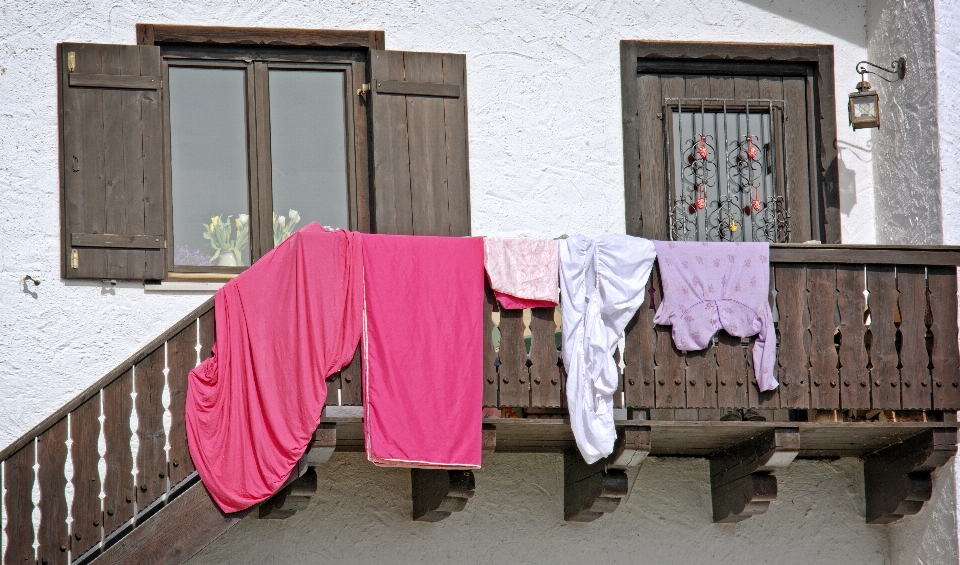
left=163, top=48, right=362, bottom=273
left=57, top=26, right=472, bottom=281
left=619, top=42, right=841, bottom=244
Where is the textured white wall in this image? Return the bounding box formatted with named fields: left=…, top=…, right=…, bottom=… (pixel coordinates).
left=191, top=453, right=901, bottom=565
left=868, top=0, right=943, bottom=244
left=936, top=0, right=960, bottom=246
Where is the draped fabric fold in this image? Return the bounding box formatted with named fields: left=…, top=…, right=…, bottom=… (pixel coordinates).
left=186, top=224, right=363, bottom=513
left=560, top=234, right=657, bottom=464
left=362, top=234, right=485, bottom=468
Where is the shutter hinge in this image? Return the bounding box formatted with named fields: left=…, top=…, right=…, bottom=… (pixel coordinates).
left=357, top=83, right=371, bottom=99
left=70, top=249, right=78, bottom=269
left=67, top=51, right=76, bottom=72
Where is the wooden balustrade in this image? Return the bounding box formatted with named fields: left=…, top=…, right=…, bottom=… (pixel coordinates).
left=3, top=245, right=960, bottom=563
left=486, top=246, right=960, bottom=412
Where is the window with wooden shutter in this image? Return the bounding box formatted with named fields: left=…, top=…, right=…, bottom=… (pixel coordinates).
left=620, top=41, right=841, bottom=244
left=369, top=50, right=471, bottom=237
left=57, top=30, right=472, bottom=281
left=58, top=43, right=166, bottom=280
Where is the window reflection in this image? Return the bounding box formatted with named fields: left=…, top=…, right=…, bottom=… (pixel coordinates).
left=169, top=66, right=250, bottom=267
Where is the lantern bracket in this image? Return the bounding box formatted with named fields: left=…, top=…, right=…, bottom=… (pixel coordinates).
left=855, top=58, right=906, bottom=83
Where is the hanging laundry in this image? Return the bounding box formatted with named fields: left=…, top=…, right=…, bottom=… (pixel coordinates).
left=484, top=237, right=560, bottom=309
left=186, top=224, right=364, bottom=513
left=560, top=235, right=657, bottom=464
left=362, top=234, right=485, bottom=468
left=653, top=241, right=777, bottom=392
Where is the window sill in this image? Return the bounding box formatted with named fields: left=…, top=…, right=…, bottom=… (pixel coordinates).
left=144, top=281, right=227, bottom=293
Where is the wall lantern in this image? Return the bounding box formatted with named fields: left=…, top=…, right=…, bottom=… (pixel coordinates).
left=849, top=57, right=906, bottom=130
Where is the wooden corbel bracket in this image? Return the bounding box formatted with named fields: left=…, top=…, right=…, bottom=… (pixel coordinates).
left=564, top=425, right=652, bottom=522
left=410, top=424, right=495, bottom=522
left=412, top=469, right=476, bottom=522
left=258, top=422, right=337, bottom=519
left=864, top=427, right=958, bottom=524
left=710, top=427, right=799, bottom=523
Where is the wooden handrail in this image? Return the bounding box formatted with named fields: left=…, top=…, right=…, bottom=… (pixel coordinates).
left=0, top=297, right=214, bottom=462
left=770, top=244, right=960, bottom=265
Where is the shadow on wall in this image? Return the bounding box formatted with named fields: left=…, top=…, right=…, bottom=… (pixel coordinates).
left=837, top=141, right=867, bottom=216
left=738, top=0, right=866, bottom=47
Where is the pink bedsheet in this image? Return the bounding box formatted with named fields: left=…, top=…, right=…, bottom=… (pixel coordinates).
left=361, top=234, right=484, bottom=468
left=186, top=225, right=363, bottom=513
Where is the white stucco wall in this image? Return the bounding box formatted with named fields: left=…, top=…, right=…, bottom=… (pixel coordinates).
left=936, top=0, right=960, bottom=247
left=188, top=453, right=957, bottom=565
left=868, top=0, right=943, bottom=244
left=6, top=0, right=958, bottom=563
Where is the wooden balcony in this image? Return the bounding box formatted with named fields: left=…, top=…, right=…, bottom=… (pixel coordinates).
left=3, top=245, right=960, bottom=565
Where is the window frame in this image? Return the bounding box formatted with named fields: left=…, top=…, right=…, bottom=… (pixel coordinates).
left=619, top=41, right=841, bottom=244
left=139, top=25, right=381, bottom=279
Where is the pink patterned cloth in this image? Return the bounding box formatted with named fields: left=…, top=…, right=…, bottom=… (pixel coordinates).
left=653, top=241, right=778, bottom=392
left=187, top=225, right=363, bottom=513
left=483, top=238, right=560, bottom=309
left=362, top=234, right=485, bottom=468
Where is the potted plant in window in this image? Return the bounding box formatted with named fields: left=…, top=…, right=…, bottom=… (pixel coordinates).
left=203, top=214, right=249, bottom=267
left=273, top=209, right=301, bottom=247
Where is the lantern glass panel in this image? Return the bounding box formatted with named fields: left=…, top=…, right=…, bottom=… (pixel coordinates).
left=852, top=94, right=877, bottom=120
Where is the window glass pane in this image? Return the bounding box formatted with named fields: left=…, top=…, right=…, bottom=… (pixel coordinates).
left=669, top=107, right=787, bottom=243
left=269, top=69, right=349, bottom=246
left=169, top=66, right=250, bottom=267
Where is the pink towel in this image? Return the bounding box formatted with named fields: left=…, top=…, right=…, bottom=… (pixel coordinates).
left=186, top=225, right=363, bottom=513
left=361, top=234, right=484, bottom=468
left=484, top=238, right=560, bottom=309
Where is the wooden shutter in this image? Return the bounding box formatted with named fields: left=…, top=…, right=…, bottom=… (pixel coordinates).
left=58, top=43, right=166, bottom=280
left=369, top=50, right=470, bottom=236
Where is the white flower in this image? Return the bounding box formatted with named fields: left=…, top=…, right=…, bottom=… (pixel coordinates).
left=288, top=209, right=300, bottom=220
left=278, top=216, right=286, bottom=228
left=238, top=214, right=249, bottom=224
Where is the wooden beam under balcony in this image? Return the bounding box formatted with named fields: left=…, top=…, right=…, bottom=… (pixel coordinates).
left=709, top=427, right=799, bottom=522
left=864, top=427, right=957, bottom=524
left=563, top=426, right=651, bottom=522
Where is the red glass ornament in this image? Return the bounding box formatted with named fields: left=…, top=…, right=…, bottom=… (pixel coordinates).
left=752, top=186, right=762, bottom=211
left=743, top=205, right=752, bottom=216
left=746, top=137, right=758, bottom=160
left=695, top=184, right=706, bottom=210
left=697, top=136, right=708, bottom=159
left=687, top=153, right=695, bottom=165
left=688, top=204, right=696, bottom=215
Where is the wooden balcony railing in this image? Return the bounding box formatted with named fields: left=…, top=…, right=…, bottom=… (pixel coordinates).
left=3, top=245, right=960, bottom=563
left=484, top=245, right=960, bottom=412
left=0, top=299, right=216, bottom=565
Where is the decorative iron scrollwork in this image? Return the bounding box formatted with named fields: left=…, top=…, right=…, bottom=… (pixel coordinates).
left=668, top=99, right=790, bottom=243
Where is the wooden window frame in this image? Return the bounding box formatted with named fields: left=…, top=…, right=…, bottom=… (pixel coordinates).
left=138, top=24, right=380, bottom=279
left=620, top=41, right=841, bottom=244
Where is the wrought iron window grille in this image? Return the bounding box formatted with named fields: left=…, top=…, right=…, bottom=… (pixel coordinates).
left=666, top=98, right=790, bottom=243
